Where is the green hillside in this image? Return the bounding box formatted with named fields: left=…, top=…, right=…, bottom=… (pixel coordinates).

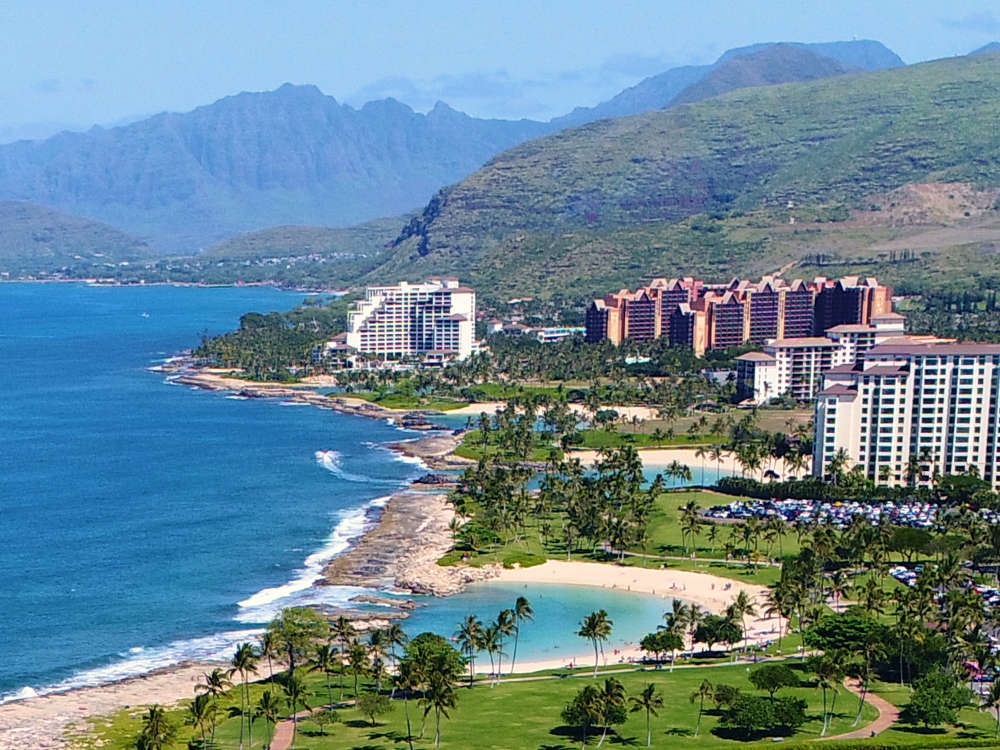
left=375, top=52, right=1000, bottom=300
left=0, top=201, right=153, bottom=275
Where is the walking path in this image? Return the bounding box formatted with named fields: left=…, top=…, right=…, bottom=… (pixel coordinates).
left=820, top=678, right=899, bottom=741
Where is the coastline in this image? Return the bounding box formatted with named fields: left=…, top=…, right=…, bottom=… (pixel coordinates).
left=0, top=363, right=788, bottom=748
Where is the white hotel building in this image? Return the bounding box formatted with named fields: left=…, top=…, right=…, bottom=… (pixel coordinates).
left=735, top=313, right=952, bottom=404
left=345, top=278, right=476, bottom=361
left=813, top=343, right=1000, bottom=488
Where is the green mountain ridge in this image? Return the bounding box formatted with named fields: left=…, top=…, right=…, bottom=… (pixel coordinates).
left=373, top=52, right=1000, bottom=300
left=0, top=201, right=153, bottom=274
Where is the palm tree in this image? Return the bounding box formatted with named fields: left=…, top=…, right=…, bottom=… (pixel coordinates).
left=258, top=630, right=279, bottom=684
left=385, top=623, right=408, bottom=697
left=812, top=654, right=843, bottom=736
left=705, top=523, right=720, bottom=556
left=254, top=690, right=284, bottom=750
left=578, top=610, right=614, bottom=677
left=229, top=642, right=258, bottom=750
left=495, top=609, right=516, bottom=679
left=311, top=643, right=338, bottom=707
left=348, top=640, right=369, bottom=698
left=629, top=683, right=664, bottom=747
left=481, top=623, right=502, bottom=687
left=195, top=667, right=232, bottom=744
left=694, top=445, right=709, bottom=486
left=689, top=678, right=713, bottom=737
left=509, top=596, right=534, bottom=675
left=396, top=660, right=420, bottom=750
left=455, top=615, right=485, bottom=686
left=185, top=694, right=215, bottom=745
left=282, top=668, right=310, bottom=746
left=730, top=590, right=757, bottom=653
left=138, top=705, right=175, bottom=750
left=829, top=569, right=849, bottom=612
left=420, top=665, right=459, bottom=749
left=331, top=615, right=356, bottom=700
left=597, top=677, right=626, bottom=747
left=368, top=629, right=388, bottom=692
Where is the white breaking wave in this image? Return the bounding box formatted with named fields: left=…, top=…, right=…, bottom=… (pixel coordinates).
left=234, top=494, right=392, bottom=623
left=0, top=629, right=263, bottom=705
left=314, top=450, right=401, bottom=485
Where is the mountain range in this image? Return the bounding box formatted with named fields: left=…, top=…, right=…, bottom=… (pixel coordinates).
left=552, top=39, right=901, bottom=127
left=0, top=39, right=901, bottom=263
left=377, top=50, right=1000, bottom=299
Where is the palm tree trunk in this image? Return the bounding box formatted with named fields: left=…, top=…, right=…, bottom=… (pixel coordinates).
left=238, top=681, right=246, bottom=750
left=820, top=686, right=828, bottom=736
left=646, top=708, right=651, bottom=747
left=695, top=694, right=704, bottom=736
left=511, top=627, right=520, bottom=674
left=593, top=640, right=599, bottom=677
left=404, top=694, right=414, bottom=750
left=435, top=706, right=442, bottom=749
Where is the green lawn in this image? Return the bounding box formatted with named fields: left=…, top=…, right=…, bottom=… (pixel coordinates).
left=341, top=391, right=470, bottom=411
left=441, top=488, right=788, bottom=588
left=452, top=430, right=561, bottom=463
left=81, top=661, right=878, bottom=750
left=575, top=428, right=724, bottom=449
left=868, top=680, right=1000, bottom=746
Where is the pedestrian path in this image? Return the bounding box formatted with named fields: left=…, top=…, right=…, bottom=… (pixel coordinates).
left=820, top=678, right=899, bottom=741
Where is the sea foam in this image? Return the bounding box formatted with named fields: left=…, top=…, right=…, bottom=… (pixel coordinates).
left=234, top=494, right=391, bottom=622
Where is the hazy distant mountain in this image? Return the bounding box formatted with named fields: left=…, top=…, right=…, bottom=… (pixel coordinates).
left=670, top=44, right=856, bottom=106
left=552, top=39, right=901, bottom=127
left=971, top=42, right=1000, bottom=56
left=0, top=85, right=551, bottom=253
left=0, top=201, right=151, bottom=273
left=715, top=39, right=903, bottom=69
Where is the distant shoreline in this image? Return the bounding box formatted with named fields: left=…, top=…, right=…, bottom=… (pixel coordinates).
left=0, top=277, right=347, bottom=294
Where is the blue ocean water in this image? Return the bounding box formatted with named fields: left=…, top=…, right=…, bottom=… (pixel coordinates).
left=0, top=283, right=420, bottom=701
left=0, top=283, right=671, bottom=703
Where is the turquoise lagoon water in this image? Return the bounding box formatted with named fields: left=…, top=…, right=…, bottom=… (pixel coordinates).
left=403, top=581, right=672, bottom=668
left=0, top=283, right=669, bottom=703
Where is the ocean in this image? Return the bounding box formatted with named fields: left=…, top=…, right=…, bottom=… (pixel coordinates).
left=0, top=283, right=669, bottom=703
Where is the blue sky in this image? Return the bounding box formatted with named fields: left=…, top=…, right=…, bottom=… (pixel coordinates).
left=2, top=0, right=999, bottom=139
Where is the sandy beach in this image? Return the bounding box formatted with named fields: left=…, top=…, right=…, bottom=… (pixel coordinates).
left=0, top=661, right=231, bottom=750
left=568, top=446, right=811, bottom=480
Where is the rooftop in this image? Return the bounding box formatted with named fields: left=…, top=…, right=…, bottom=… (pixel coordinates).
left=736, top=351, right=776, bottom=362
left=766, top=336, right=840, bottom=349
left=868, top=342, right=1000, bottom=356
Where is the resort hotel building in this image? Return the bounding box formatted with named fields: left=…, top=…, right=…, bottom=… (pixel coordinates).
left=585, top=274, right=892, bottom=355
left=735, top=313, right=952, bottom=404
left=813, top=342, right=1000, bottom=489
left=345, top=278, right=476, bottom=361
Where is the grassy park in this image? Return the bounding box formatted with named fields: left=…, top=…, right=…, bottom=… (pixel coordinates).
left=84, top=660, right=887, bottom=750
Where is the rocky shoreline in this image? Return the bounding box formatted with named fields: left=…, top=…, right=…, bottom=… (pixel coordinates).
left=162, top=361, right=493, bottom=598
left=321, top=489, right=499, bottom=597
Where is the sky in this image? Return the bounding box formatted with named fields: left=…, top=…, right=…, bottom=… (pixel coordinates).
left=2, top=0, right=1000, bottom=140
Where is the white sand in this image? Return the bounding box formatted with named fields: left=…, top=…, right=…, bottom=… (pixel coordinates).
left=567, top=446, right=811, bottom=481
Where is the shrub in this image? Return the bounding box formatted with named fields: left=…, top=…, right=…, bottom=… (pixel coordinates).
left=502, top=552, right=546, bottom=569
